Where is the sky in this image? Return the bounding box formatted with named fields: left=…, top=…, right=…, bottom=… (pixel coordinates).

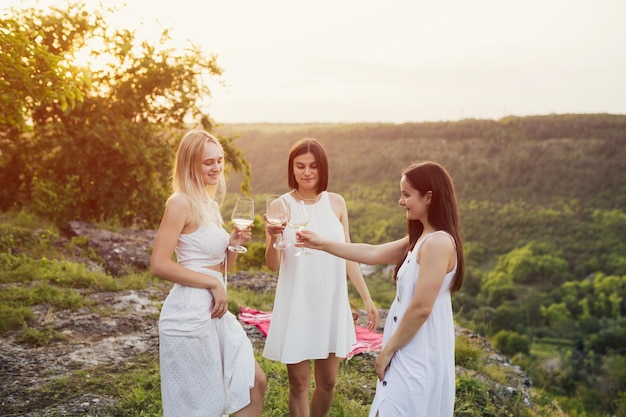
left=4, top=0, right=626, bottom=124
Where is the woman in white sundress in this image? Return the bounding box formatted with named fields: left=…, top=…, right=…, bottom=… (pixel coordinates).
left=150, top=130, right=266, bottom=417
left=263, top=137, right=379, bottom=417
left=298, top=160, right=465, bottom=417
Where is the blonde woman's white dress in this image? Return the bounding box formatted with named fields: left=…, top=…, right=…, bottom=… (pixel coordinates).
left=159, top=222, right=255, bottom=417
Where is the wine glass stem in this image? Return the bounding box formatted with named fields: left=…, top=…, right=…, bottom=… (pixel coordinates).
left=298, top=227, right=305, bottom=255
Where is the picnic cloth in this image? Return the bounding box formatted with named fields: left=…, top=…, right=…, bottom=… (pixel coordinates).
left=239, top=306, right=383, bottom=360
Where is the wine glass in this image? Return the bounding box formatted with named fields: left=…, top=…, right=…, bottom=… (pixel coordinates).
left=228, top=197, right=254, bottom=253
left=266, top=195, right=290, bottom=250
left=288, top=199, right=309, bottom=256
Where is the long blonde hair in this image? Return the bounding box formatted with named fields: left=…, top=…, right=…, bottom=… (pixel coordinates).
left=171, top=130, right=226, bottom=226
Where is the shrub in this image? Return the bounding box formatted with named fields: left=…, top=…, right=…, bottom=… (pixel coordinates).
left=493, top=330, right=530, bottom=356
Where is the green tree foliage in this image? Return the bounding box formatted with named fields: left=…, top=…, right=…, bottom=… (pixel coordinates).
left=0, top=2, right=250, bottom=226
left=492, top=330, right=530, bottom=356
left=541, top=302, right=576, bottom=338
left=487, top=242, right=569, bottom=285
left=0, top=9, right=90, bottom=133
left=1, top=6, right=92, bottom=210
left=537, top=273, right=626, bottom=414
left=491, top=302, right=527, bottom=334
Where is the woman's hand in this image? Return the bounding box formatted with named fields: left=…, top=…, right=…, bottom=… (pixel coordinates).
left=296, top=229, right=325, bottom=250
left=263, top=214, right=286, bottom=238
left=209, top=277, right=228, bottom=319
left=364, top=299, right=379, bottom=332
left=230, top=224, right=252, bottom=247
left=374, top=347, right=394, bottom=381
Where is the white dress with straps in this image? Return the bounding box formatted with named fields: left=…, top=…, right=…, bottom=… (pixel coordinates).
left=369, top=230, right=457, bottom=417
left=263, top=191, right=356, bottom=363
left=159, top=222, right=255, bottom=417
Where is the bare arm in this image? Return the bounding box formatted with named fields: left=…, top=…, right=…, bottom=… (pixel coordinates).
left=298, top=229, right=408, bottom=266
left=149, top=194, right=228, bottom=318
left=373, top=233, right=455, bottom=380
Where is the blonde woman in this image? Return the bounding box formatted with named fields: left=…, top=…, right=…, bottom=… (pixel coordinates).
left=150, top=130, right=266, bottom=417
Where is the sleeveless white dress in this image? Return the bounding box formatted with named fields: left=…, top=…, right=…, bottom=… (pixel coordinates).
left=369, top=231, right=457, bottom=417
left=158, top=222, right=255, bottom=417
left=263, top=191, right=356, bottom=363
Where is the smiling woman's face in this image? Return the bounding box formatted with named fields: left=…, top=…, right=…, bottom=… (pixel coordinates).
left=398, top=175, right=430, bottom=221
left=200, top=141, right=224, bottom=186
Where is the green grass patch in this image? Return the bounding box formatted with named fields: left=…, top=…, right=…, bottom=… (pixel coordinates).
left=531, top=338, right=572, bottom=359
left=455, top=334, right=485, bottom=370
left=0, top=304, right=33, bottom=332
left=256, top=354, right=374, bottom=417
left=0, top=282, right=85, bottom=309
left=228, top=288, right=276, bottom=314
left=16, top=324, right=67, bottom=347
left=0, top=251, right=154, bottom=336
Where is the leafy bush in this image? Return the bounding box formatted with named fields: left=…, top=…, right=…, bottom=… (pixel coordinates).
left=493, top=330, right=530, bottom=356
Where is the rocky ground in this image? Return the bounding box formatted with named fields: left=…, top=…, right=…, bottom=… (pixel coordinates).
left=0, top=221, right=534, bottom=416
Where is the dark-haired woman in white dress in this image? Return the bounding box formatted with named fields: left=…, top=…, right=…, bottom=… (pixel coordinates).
left=298, top=160, right=465, bottom=417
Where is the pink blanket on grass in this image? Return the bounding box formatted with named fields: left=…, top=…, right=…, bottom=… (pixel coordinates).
left=239, top=306, right=383, bottom=360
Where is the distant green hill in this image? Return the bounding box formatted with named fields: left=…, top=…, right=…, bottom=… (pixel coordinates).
left=217, top=114, right=626, bottom=209
left=217, top=113, right=626, bottom=275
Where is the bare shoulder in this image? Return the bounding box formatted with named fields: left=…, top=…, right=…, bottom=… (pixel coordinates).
left=327, top=191, right=348, bottom=218
left=166, top=192, right=191, bottom=210
left=163, top=193, right=192, bottom=224
left=422, top=231, right=455, bottom=252
left=326, top=191, right=347, bottom=206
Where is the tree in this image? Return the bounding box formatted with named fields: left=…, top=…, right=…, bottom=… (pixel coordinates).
left=493, top=242, right=569, bottom=285
left=492, top=330, right=530, bottom=356
left=0, top=8, right=89, bottom=133
left=1, top=6, right=91, bottom=210
left=1, top=2, right=250, bottom=226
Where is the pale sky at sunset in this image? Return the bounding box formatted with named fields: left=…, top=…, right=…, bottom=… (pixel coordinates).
left=4, top=0, right=626, bottom=124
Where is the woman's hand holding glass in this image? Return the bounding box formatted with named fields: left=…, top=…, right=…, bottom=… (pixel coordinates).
left=228, top=197, right=254, bottom=253
left=289, top=199, right=310, bottom=256
left=265, top=195, right=290, bottom=250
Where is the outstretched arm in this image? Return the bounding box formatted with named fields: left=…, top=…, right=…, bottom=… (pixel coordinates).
left=298, top=229, right=408, bottom=266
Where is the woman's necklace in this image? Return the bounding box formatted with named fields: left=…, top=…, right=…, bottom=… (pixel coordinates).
left=294, top=189, right=321, bottom=203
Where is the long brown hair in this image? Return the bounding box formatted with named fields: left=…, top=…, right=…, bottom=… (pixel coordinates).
left=394, top=161, right=464, bottom=292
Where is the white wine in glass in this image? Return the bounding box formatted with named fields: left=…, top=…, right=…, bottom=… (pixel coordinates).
left=266, top=195, right=290, bottom=250
left=228, top=197, right=254, bottom=253
left=288, top=199, right=309, bottom=256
